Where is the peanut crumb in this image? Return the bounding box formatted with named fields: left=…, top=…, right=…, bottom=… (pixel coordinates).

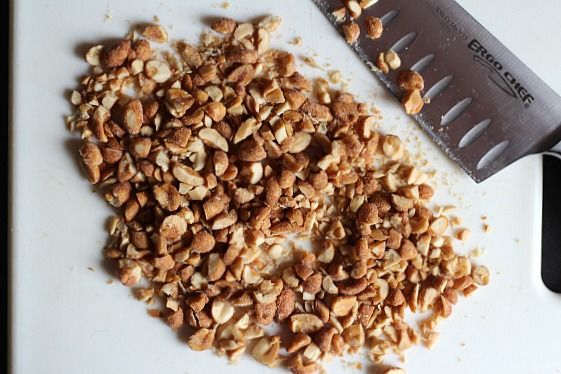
left=147, top=309, right=161, bottom=318
left=401, top=89, right=424, bottom=114
left=456, top=228, right=471, bottom=242
left=364, top=16, right=383, bottom=39
left=328, top=70, right=342, bottom=84
left=450, top=216, right=463, bottom=227
left=342, top=21, right=360, bottom=44
left=303, top=56, right=322, bottom=69
left=291, top=37, right=303, bottom=46
left=470, top=247, right=485, bottom=258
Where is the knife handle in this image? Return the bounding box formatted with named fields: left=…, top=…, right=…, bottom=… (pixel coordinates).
left=545, top=141, right=561, bottom=160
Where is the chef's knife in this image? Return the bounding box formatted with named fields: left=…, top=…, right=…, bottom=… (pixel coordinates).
left=315, top=0, right=561, bottom=182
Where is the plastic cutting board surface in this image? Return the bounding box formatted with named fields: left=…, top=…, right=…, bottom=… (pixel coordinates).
left=10, top=0, right=561, bottom=373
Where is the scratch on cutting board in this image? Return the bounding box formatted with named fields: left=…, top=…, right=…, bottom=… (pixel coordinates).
left=104, top=3, right=112, bottom=23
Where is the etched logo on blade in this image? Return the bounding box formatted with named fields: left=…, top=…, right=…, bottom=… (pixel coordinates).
left=468, top=39, right=535, bottom=107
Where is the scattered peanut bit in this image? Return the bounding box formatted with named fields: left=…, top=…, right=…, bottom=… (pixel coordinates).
left=375, top=52, right=389, bottom=74
left=472, top=265, right=490, bottom=286
left=364, top=16, right=383, bottom=39
left=382, top=135, right=404, bottom=160
left=142, top=24, right=168, bottom=43
left=456, top=228, right=471, bottom=242
left=303, top=56, right=322, bottom=69
left=429, top=216, right=449, bottom=236
left=211, top=17, right=237, bottom=34
left=384, top=50, right=401, bottom=70
left=135, top=288, right=154, bottom=302
left=342, top=21, right=360, bottom=44
left=397, top=70, right=424, bottom=91
left=401, top=89, right=425, bottom=114
left=67, top=14, right=488, bottom=374
left=470, top=247, right=485, bottom=258
left=346, top=0, right=362, bottom=19
left=328, top=70, right=342, bottom=84
left=450, top=216, right=463, bottom=227
left=103, top=40, right=131, bottom=68
left=188, top=328, right=215, bottom=351
left=258, top=15, right=282, bottom=32
left=332, top=7, right=347, bottom=23
left=252, top=336, right=281, bottom=367
left=291, top=36, right=303, bottom=46
left=423, top=331, right=440, bottom=349
left=395, top=67, right=427, bottom=115
left=85, top=45, right=103, bottom=66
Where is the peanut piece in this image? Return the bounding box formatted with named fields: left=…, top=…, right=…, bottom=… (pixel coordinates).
left=342, top=22, right=360, bottom=44
left=402, top=89, right=425, bottom=114
left=364, top=16, right=383, bottom=39
left=142, top=24, right=168, bottom=43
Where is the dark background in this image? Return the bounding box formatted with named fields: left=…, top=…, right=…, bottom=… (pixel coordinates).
left=1, top=1, right=559, bottom=372
left=4, top=0, right=11, bottom=372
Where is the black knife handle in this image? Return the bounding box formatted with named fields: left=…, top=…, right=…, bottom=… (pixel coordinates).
left=542, top=155, right=561, bottom=293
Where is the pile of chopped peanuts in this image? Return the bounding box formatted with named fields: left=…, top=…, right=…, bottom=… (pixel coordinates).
left=65, top=13, right=489, bottom=374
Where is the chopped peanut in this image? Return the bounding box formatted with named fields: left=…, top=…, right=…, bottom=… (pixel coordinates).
left=142, top=24, right=168, bottom=43
left=342, top=21, right=360, bottom=44
left=385, top=50, right=401, bottom=70
left=397, top=70, right=425, bottom=91
left=211, top=17, right=237, bottom=34
left=375, top=52, right=390, bottom=74
left=364, top=16, right=383, bottom=39
left=401, top=89, right=425, bottom=114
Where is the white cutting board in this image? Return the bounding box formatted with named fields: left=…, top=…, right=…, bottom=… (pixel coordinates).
left=10, top=0, right=561, bottom=373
